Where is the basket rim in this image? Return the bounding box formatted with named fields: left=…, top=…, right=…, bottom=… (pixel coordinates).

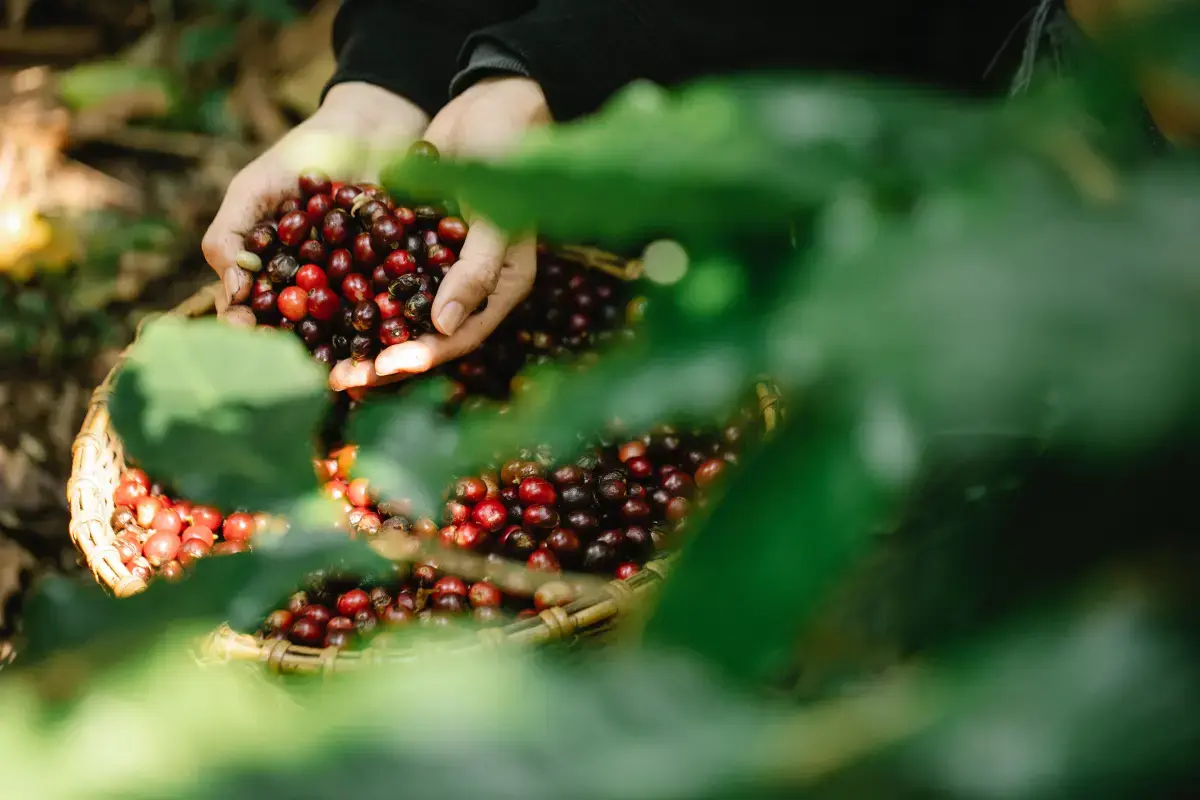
left=67, top=246, right=779, bottom=674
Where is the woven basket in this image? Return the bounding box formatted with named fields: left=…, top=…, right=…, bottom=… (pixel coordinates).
left=68, top=246, right=782, bottom=674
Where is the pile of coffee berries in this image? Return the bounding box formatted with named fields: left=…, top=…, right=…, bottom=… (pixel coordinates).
left=109, top=468, right=280, bottom=582
left=235, top=140, right=476, bottom=367
left=258, top=408, right=759, bottom=650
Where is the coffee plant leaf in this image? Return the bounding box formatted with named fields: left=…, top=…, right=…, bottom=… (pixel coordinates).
left=383, top=76, right=1083, bottom=249
left=109, top=316, right=328, bottom=511
left=647, top=407, right=899, bottom=685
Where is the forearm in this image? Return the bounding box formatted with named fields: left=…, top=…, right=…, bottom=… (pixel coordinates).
left=325, top=0, right=535, bottom=118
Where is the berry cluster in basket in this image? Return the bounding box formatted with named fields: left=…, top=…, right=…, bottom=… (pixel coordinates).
left=109, top=470, right=281, bottom=582
left=259, top=411, right=758, bottom=650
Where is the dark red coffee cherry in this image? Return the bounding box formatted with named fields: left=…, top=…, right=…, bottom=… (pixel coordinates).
left=321, top=209, right=351, bottom=246
left=518, top=477, right=556, bottom=506
left=244, top=224, right=278, bottom=255
left=471, top=498, right=507, bottom=532
left=351, top=301, right=379, bottom=332
left=499, top=526, right=537, bottom=559
left=306, top=286, right=339, bottom=321
left=379, top=318, right=411, bottom=346
left=298, top=168, right=332, bottom=197
left=527, top=548, right=561, bottom=573
left=523, top=504, right=559, bottom=530
left=327, top=248, right=354, bottom=281
left=277, top=210, right=311, bottom=248
left=333, top=184, right=362, bottom=210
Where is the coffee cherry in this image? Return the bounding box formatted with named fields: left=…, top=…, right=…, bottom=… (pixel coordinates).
left=618, top=441, right=647, bottom=462
left=113, top=478, right=149, bottom=507
left=289, top=617, right=323, bottom=646
left=135, top=496, right=162, bottom=528
left=298, top=168, right=333, bottom=197
left=128, top=557, right=153, bottom=582
left=412, top=563, right=437, bottom=587
left=403, top=291, right=433, bottom=324
left=143, top=532, right=181, bottom=567
left=693, top=458, right=726, bottom=489
left=563, top=509, right=599, bottom=533
left=114, top=535, right=140, bottom=563
left=500, top=526, right=537, bottom=559
left=455, top=477, right=488, bottom=504
left=299, top=604, right=333, bottom=626
left=437, top=216, right=468, bottom=243
left=625, top=456, right=654, bottom=481
left=559, top=485, right=593, bottom=510
left=407, top=140, right=440, bottom=161
left=336, top=589, right=371, bottom=617
left=374, top=318, right=408, bottom=347
left=527, top=548, right=561, bottom=573
left=295, top=264, right=327, bottom=291
left=341, top=273, right=371, bottom=304
left=351, top=301, right=380, bottom=332
left=223, top=512, right=256, bottom=543
left=370, top=216, right=405, bottom=250
left=277, top=286, right=309, bottom=321
left=178, top=537, right=210, bottom=565
left=615, top=562, right=641, bottom=580
left=666, top=496, right=690, bottom=522
left=333, top=184, right=362, bottom=210
left=277, top=210, right=310, bottom=247
left=383, top=605, right=415, bottom=626
left=352, top=232, right=379, bottom=267
left=468, top=581, right=502, bottom=608
left=545, top=528, right=581, bottom=564
left=244, top=224, right=278, bottom=255
left=522, top=504, right=559, bottom=530
left=452, top=522, right=488, bottom=550
left=263, top=609, right=295, bottom=635
left=151, top=507, right=183, bottom=537
left=383, top=249, right=416, bottom=278
left=432, top=593, right=466, bottom=614
left=518, top=477, right=556, bottom=506
left=212, top=540, right=249, bottom=555
left=598, top=479, right=627, bottom=503
left=621, top=499, right=651, bottom=521
left=266, top=252, right=300, bottom=284
left=433, top=575, right=468, bottom=598
left=471, top=499, right=507, bottom=532
left=582, top=541, right=618, bottom=572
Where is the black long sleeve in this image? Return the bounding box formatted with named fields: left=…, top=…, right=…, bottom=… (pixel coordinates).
left=325, top=0, right=535, bottom=118
left=462, top=0, right=1038, bottom=121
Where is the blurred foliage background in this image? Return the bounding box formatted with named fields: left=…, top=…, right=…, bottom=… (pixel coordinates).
left=2, top=1, right=1200, bottom=798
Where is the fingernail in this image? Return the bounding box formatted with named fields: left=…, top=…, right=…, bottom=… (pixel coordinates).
left=436, top=301, right=466, bottom=335
left=376, top=344, right=430, bottom=375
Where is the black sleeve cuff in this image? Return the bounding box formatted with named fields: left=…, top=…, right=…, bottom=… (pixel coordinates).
left=449, top=41, right=532, bottom=98
left=460, top=1, right=683, bottom=122
left=324, top=0, right=535, bottom=118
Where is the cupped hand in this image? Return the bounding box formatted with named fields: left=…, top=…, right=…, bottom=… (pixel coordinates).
left=329, top=77, right=551, bottom=391
left=202, top=82, right=429, bottom=325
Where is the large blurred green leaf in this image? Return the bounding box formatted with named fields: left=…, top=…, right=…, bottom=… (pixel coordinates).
left=647, top=406, right=899, bottom=684
left=779, top=161, right=1200, bottom=453
left=384, top=77, right=1086, bottom=249
left=108, top=317, right=329, bottom=511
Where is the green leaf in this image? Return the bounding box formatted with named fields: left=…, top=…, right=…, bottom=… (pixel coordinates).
left=56, top=61, right=179, bottom=114
left=17, top=528, right=393, bottom=670
left=646, top=406, right=898, bottom=684
left=178, top=21, right=239, bottom=67
left=383, top=76, right=1084, bottom=249
left=108, top=317, right=329, bottom=511
left=780, top=161, right=1200, bottom=454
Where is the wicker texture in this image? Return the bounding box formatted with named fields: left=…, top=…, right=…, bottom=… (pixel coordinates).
left=69, top=283, right=224, bottom=598
left=68, top=249, right=779, bottom=674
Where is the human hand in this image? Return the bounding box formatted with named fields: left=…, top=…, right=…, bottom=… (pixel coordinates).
left=329, top=76, right=551, bottom=391
left=203, top=82, right=430, bottom=325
